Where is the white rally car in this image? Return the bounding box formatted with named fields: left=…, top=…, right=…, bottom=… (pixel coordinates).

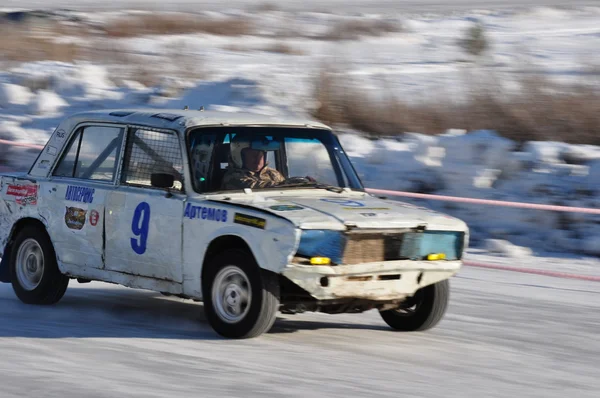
left=0, top=109, right=469, bottom=338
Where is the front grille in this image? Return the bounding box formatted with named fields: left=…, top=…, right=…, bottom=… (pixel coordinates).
left=343, top=236, right=386, bottom=264
left=342, top=230, right=464, bottom=264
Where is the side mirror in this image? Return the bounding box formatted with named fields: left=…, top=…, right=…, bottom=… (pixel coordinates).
left=151, top=173, right=175, bottom=189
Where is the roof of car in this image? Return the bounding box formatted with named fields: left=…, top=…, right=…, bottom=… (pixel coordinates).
left=64, top=109, right=332, bottom=131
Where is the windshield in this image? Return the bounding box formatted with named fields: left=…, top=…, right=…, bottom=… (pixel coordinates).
left=186, top=126, right=364, bottom=193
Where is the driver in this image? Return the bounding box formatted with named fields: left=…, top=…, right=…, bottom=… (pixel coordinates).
left=221, top=135, right=285, bottom=190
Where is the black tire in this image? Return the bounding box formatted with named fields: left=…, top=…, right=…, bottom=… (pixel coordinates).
left=9, top=225, right=69, bottom=305
left=379, top=279, right=450, bottom=331
left=202, top=249, right=280, bottom=339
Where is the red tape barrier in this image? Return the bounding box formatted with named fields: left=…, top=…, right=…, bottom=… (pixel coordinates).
left=463, top=261, right=600, bottom=282
left=366, top=188, right=600, bottom=215
left=0, top=139, right=44, bottom=150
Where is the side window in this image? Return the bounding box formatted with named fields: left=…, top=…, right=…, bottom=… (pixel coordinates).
left=53, top=126, right=124, bottom=182
left=121, top=129, right=184, bottom=191
left=53, top=130, right=81, bottom=178
left=189, top=133, right=216, bottom=192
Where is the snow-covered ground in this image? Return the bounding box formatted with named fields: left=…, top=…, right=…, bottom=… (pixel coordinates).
left=1, top=4, right=600, bottom=263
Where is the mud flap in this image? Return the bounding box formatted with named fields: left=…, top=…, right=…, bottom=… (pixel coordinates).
left=0, top=247, right=11, bottom=283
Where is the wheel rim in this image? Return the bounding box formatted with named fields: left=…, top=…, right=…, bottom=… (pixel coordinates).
left=212, top=265, right=252, bottom=324
left=15, top=238, right=44, bottom=291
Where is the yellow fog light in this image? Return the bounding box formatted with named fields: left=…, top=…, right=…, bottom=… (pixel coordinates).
left=310, top=257, right=331, bottom=265
left=427, top=253, right=446, bottom=261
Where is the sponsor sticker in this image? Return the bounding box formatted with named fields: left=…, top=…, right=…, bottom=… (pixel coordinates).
left=46, top=145, right=57, bottom=155
left=184, top=203, right=228, bottom=222
left=6, top=184, right=38, bottom=206
left=38, top=160, right=51, bottom=170
left=55, top=130, right=66, bottom=139
left=320, top=198, right=365, bottom=207
left=342, top=207, right=390, bottom=211
left=65, top=207, right=87, bottom=230
left=234, top=213, right=266, bottom=229
left=65, top=185, right=95, bottom=204
left=89, top=210, right=100, bottom=226
left=360, top=213, right=378, bottom=217
left=269, top=205, right=304, bottom=211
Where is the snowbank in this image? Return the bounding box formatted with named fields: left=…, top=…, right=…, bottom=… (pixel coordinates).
left=338, top=128, right=600, bottom=257
left=0, top=83, right=32, bottom=107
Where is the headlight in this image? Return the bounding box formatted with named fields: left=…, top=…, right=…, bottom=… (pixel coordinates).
left=296, top=230, right=345, bottom=265
left=401, top=231, right=465, bottom=261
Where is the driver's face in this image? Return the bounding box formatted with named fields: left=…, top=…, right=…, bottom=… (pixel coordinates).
left=242, top=148, right=265, bottom=172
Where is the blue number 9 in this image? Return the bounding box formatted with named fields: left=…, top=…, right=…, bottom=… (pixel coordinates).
left=131, top=202, right=150, bottom=255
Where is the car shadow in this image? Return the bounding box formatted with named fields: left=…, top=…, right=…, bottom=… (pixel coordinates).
left=0, top=284, right=389, bottom=339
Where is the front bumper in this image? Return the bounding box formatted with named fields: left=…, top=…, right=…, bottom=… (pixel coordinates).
left=282, top=260, right=462, bottom=301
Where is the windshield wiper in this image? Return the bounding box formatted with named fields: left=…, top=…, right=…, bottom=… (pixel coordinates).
left=277, top=181, right=345, bottom=193
left=312, top=183, right=345, bottom=193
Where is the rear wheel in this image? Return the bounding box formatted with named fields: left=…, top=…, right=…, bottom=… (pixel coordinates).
left=379, top=279, right=450, bottom=331
left=202, top=249, right=280, bottom=339
left=9, top=225, right=69, bottom=305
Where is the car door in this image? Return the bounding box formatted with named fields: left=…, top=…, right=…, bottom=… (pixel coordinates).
left=104, top=127, right=185, bottom=283
left=44, top=123, right=126, bottom=269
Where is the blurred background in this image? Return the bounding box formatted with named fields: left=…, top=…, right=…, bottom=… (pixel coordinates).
left=1, top=2, right=599, bottom=398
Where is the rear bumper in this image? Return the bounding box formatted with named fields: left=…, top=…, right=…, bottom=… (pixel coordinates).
left=282, top=260, right=462, bottom=301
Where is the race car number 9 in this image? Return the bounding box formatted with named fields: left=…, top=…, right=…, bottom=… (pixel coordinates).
left=131, top=202, right=150, bottom=255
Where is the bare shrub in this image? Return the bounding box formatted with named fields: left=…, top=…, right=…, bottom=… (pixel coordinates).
left=262, top=42, right=305, bottom=55
left=103, top=14, right=255, bottom=37
left=250, top=2, right=280, bottom=12
left=222, top=44, right=252, bottom=52
left=459, top=22, right=489, bottom=58
left=318, top=19, right=402, bottom=41
left=311, top=63, right=600, bottom=144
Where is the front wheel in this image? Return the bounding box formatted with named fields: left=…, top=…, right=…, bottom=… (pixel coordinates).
left=379, top=279, right=450, bottom=331
left=9, top=225, right=69, bottom=305
left=202, top=249, right=280, bottom=339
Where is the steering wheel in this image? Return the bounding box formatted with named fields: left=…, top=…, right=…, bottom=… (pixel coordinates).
left=281, top=176, right=316, bottom=185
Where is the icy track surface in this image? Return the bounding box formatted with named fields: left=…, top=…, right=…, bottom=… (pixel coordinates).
left=0, top=265, right=598, bottom=398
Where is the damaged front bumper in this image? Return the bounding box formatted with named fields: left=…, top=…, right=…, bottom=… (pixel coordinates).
left=282, top=260, right=462, bottom=301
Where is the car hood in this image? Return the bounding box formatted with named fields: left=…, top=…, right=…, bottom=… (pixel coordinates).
left=207, top=190, right=468, bottom=232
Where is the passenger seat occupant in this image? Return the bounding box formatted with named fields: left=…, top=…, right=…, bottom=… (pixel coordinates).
left=221, top=135, right=285, bottom=189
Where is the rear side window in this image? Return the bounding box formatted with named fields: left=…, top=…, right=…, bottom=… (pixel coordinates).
left=121, top=129, right=184, bottom=191
left=189, top=133, right=216, bottom=193
left=52, top=126, right=124, bottom=182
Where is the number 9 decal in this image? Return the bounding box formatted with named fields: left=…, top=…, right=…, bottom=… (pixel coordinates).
left=131, top=202, right=150, bottom=255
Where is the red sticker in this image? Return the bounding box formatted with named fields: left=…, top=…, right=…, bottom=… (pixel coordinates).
left=6, top=184, right=38, bottom=205
left=89, top=210, right=100, bottom=226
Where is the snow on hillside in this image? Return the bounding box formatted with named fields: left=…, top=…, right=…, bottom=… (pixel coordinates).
left=1, top=5, right=599, bottom=261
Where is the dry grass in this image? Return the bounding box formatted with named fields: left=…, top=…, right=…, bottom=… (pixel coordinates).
left=318, top=19, right=402, bottom=41
left=103, top=14, right=255, bottom=38
left=312, top=64, right=600, bottom=145
left=0, top=20, right=207, bottom=88
left=0, top=23, right=82, bottom=63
